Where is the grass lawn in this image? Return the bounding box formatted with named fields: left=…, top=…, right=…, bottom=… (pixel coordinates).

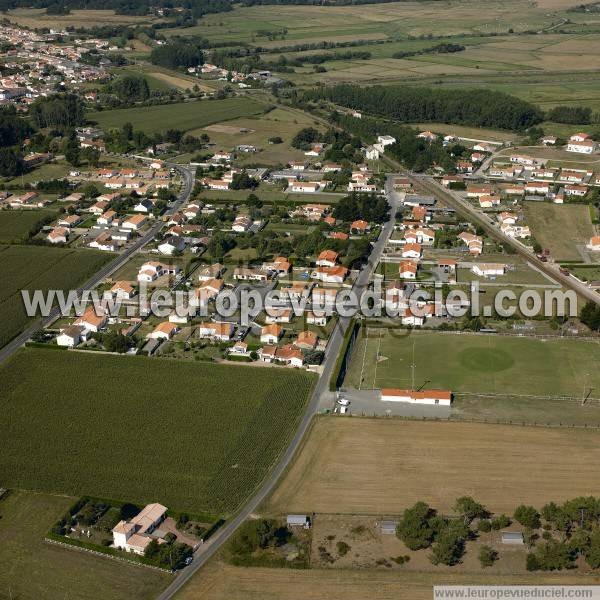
left=265, top=417, right=600, bottom=516
left=344, top=329, right=600, bottom=399
left=88, top=98, right=266, bottom=135
left=0, top=244, right=111, bottom=348
left=0, top=490, right=170, bottom=600
left=0, top=209, right=56, bottom=244
left=524, top=201, right=594, bottom=262
left=0, top=348, right=316, bottom=514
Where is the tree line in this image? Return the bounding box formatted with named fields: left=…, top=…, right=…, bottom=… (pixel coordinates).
left=397, top=495, right=600, bottom=571
left=305, top=83, right=544, bottom=131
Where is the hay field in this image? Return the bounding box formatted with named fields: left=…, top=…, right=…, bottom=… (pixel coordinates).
left=177, top=562, right=600, bottom=600
left=265, top=418, right=600, bottom=515
left=6, top=8, right=160, bottom=28
left=524, top=201, right=595, bottom=261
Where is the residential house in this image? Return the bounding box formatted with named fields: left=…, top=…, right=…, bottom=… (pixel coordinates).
left=122, top=214, right=147, bottom=231
left=89, top=231, right=117, bottom=252
left=158, top=236, right=186, bottom=255
left=97, top=210, right=117, bottom=226
left=471, top=263, right=506, bottom=278
left=294, top=330, right=318, bottom=350
left=74, top=307, right=107, bottom=332
left=198, top=321, right=234, bottom=341
left=232, top=215, right=253, bottom=232
left=147, top=321, right=179, bottom=340
left=587, top=236, right=600, bottom=251
left=110, top=281, right=135, bottom=299
left=47, top=227, right=68, bottom=244
left=198, top=263, right=224, bottom=282
left=316, top=250, right=339, bottom=268
left=312, top=265, right=348, bottom=284
left=261, top=324, right=283, bottom=344
left=291, top=181, right=320, bottom=193
left=57, top=214, right=82, bottom=228
left=402, top=243, right=422, bottom=259
left=56, top=324, right=84, bottom=347
left=350, top=219, right=370, bottom=234
left=233, top=267, right=268, bottom=282
left=399, top=261, right=418, bottom=280
left=112, top=503, right=167, bottom=555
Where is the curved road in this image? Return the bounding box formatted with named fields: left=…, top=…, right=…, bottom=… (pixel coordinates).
left=0, top=162, right=195, bottom=365
left=154, top=176, right=400, bottom=600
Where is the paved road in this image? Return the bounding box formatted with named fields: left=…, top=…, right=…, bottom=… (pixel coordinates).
left=154, top=174, right=400, bottom=600
left=0, top=162, right=195, bottom=365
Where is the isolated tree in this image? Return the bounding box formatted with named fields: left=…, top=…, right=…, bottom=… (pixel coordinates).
left=514, top=505, right=541, bottom=530
left=430, top=523, right=468, bottom=566
left=396, top=501, right=436, bottom=550
left=63, top=132, right=80, bottom=167
left=454, top=496, right=488, bottom=523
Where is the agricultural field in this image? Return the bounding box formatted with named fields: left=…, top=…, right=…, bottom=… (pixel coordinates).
left=178, top=561, right=600, bottom=600
left=164, top=1, right=569, bottom=45
left=0, top=349, right=316, bottom=514
left=5, top=8, right=163, bottom=28
left=160, top=1, right=600, bottom=105
left=524, top=201, right=595, bottom=262
left=189, top=106, right=325, bottom=166
left=0, top=245, right=111, bottom=348
left=265, top=418, right=600, bottom=515
left=0, top=490, right=170, bottom=600
left=3, top=160, right=72, bottom=185
left=0, top=209, right=56, bottom=244
left=112, top=66, right=216, bottom=93
left=344, top=329, right=600, bottom=398
left=88, top=98, right=266, bottom=135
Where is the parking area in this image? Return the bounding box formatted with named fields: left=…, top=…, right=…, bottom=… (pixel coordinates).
left=331, top=388, right=451, bottom=418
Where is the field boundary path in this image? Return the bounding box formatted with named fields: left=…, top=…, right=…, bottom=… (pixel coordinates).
left=0, top=162, right=195, bottom=364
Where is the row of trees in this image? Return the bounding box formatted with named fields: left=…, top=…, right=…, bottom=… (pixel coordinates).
left=306, top=84, right=544, bottom=130
left=396, top=496, right=600, bottom=571
left=150, top=40, right=204, bottom=70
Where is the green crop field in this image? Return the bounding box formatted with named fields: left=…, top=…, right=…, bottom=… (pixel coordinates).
left=0, top=245, right=111, bottom=348
left=344, top=329, right=600, bottom=398
left=0, top=349, right=315, bottom=514
left=0, top=210, right=55, bottom=244
left=88, top=98, right=266, bottom=134
left=0, top=490, right=171, bottom=600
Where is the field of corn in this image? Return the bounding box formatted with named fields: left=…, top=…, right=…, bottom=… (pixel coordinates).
left=0, top=348, right=316, bottom=514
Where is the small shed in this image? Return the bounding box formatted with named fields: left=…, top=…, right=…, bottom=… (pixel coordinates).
left=380, top=520, right=398, bottom=535
left=286, top=515, right=311, bottom=529
left=501, top=532, right=524, bottom=545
